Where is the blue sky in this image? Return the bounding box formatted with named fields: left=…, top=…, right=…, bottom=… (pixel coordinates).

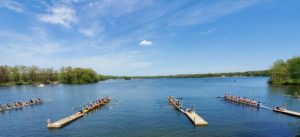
left=0, top=0, right=299, bottom=76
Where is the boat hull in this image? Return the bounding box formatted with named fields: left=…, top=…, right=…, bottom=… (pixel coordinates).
left=223, top=96, right=259, bottom=108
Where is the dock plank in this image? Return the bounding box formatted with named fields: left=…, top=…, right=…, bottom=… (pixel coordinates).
left=273, top=108, right=300, bottom=117
left=47, top=97, right=111, bottom=129
left=47, top=113, right=84, bottom=128
left=185, top=110, right=208, bottom=126
left=168, top=96, right=208, bottom=126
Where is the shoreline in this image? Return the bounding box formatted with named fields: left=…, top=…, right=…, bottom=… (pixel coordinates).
left=3, top=76, right=300, bottom=87
left=0, top=76, right=270, bottom=87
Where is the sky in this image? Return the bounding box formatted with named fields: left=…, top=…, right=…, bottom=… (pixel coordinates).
left=0, top=0, right=299, bottom=76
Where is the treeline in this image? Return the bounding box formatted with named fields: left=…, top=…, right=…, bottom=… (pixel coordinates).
left=128, top=70, right=269, bottom=79
left=0, top=65, right=274, bottom=86
left=0, top=66, right=103, bottom=85
left=269, top=56, right=300, bottom=85
left=59, top=67, right=98, bottom=84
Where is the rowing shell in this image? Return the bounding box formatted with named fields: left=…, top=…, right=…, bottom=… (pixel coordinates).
left=221, top=96, right=260, bottom=108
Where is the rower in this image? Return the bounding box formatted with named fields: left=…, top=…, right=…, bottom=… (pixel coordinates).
left=274, top=106, right=282, bottom=110
left=23, top=101, right=27, bottom=105
left=177, top=101, right=180, bottom=105
left=76, top=110, right=83, bottom=115
left=257, top=101, right=261, bottom=107
left=13, top=102, right=18, bottom=107
left=47, top=119, right=52, bottom=124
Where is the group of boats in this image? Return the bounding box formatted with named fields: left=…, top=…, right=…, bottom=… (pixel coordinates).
left=0, top=98, right=43, bottom=112
left=221, top=93, right=300, bottom=118
left=47, top=96, right=111, bottom=129
left=168, top=96, right=208, bottom=126
left=3, top=93, right=299, bottom=130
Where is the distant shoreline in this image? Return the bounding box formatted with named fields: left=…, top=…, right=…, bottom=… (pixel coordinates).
left=0, top=70, right=270, bottom=86
left=118, top=70, right=269, bottom=80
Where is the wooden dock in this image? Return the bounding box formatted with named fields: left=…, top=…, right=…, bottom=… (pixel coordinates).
left=273, top=108, right=300, bottom=118
left=185, top=109, right=208, bottom=126
left=47, top=113, right=84, bottom=128
left=47, top=97, right=111, bottom=129
left=168, top=96, right=208, bottom=126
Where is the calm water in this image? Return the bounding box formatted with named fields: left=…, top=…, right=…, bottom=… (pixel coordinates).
left=1, top=77, right=300, bottom=137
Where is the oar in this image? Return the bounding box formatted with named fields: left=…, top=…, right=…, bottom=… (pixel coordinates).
left=260, top=105, right=272, bottom=110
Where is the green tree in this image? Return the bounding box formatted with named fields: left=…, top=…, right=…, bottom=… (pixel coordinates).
left=10, top=66, right=21, bottom=82
left=28, top=66, right=39, bottom=83
left=287, top=56, right=300, bottom=83
left=19, top=65, right=29, bottom=83
left=269, top=60, right=288, bottom=84
left=0, top=66, right=10, bottom=83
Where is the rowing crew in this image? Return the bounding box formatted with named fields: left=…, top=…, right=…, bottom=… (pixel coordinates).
left=224, top=93, right=261, bottom=107
left=168, top=96, right=182, bottom=109
left=0, top=98, right=43, bottom=112
left=76, top=96, right=111, bottom=115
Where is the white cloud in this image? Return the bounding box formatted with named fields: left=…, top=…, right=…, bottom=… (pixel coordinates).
left=81, top=0, right=153, bottom=17
left=201, top=28, right=217, bottom=35
left=0, top=1, right=24, bottom=12
left=0, top=1, right=268, bottom=75
left=64, top=52, right=153, bottom=75
left=170, top=0, right=260, bottom=26
left=78, top=22, right=103, bottom=37
left=37, top=5, right=78, bottom=28
left=0, top=30, right=154, bottom=75
left=139, top=40, right=152, bottom=46
left=0, top=30, right=68, bottom=57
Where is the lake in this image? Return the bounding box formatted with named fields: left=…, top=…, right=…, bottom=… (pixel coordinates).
left=1, top=77, right=300, bottom=137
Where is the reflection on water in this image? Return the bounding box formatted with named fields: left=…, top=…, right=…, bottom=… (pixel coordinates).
left=268, top=84, right=300, bottom=136
left=269, top=85, right=300, bottom=96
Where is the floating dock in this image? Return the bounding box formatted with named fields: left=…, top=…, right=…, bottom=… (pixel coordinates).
left=185, top=109, right=208, bottom=126
left=273, top=108, right=300, bottom=118
left=47, top=113, right=84, bottom=128
left=168, top=96, right=208, bottom=126
left=47, top=97, right=111, bottom=129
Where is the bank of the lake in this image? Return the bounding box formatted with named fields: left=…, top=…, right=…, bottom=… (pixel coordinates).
left=1, top=77, right=300, bottom=137
left=0, top=66, right=105, bottom=86
left=0, top=66, right=269, bottom=87
left=269, top=56, right=300, bottom=85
